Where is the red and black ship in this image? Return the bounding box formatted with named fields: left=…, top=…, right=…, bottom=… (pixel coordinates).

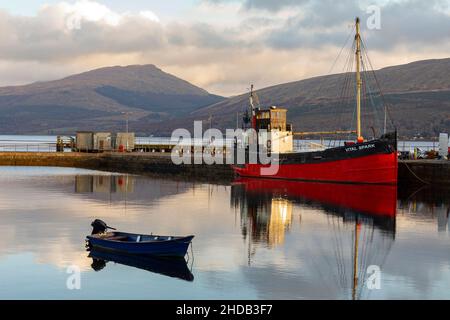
left=232, top=18, right=398, bottom=184
left=233, top=131, right=398, bottom=184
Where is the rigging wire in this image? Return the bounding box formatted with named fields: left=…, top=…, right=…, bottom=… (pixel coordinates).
left=334, top=40, right=356, bottom=143
left=309, top=24, right=356, bottom=103
left=298, top=24, right=355, bottom=148
left=363, top=67, right=384, bottom=135
left=360, top=57, right=377, bottom=137
left=361, top=45, right=387, bottom=136
left=342, top=41, right=357, bottom=141
left=361, top=38, right=396, bottom=130
left=329, top=46, right=354, bottom=148
left=360, top=224, right=395, bottom=300
left=332, top=216, right=349, bottom=289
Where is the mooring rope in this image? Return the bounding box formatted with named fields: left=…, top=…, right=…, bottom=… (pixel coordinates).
left=402, top=162, right=431, bottom=185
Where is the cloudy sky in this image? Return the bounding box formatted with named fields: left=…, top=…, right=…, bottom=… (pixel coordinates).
left=0, top=0, right=449, bottom=96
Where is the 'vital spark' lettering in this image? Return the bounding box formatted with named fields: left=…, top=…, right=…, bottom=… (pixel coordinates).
left=345, top=144, right=375, bottom=152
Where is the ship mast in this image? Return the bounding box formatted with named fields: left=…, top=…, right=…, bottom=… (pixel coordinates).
left=355, top=17, right=363, bottom=143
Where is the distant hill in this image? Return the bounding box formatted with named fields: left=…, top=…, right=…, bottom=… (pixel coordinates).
left=0, top=64, right=224, bottom=134
left=146, top=58, right=450, bottom=139
left=0, top=59, right=449, bottom=138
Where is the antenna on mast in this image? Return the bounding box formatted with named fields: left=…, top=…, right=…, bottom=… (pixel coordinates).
left=248, top=84, right=260, bottom=129
left=249, top=84, right=254, bottom=111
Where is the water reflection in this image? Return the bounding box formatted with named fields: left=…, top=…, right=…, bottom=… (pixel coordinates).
left=1, top=167, right=450, bottom=299
left=75, top=175, right=134, bottom=194
left=231, top=187, right=293, bottom=250
left=88, top=249, right=194, bottom=282
left=231, top=179, right=397, bottom=299
left=71, top=173, right=191, bottom=206
left=232, top=178, right=397, bottom=239
left=398, top=186, right=450, bottom=233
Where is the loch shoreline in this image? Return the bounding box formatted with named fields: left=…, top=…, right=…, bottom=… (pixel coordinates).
left=0, top=152, right=449, bottom=186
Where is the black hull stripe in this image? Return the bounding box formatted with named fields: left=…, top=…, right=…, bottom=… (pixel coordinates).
left=237, top=137, right=396, bottom=166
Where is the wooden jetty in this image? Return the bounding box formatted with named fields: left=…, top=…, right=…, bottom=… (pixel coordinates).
left=0, top=152, right=234, bottom=183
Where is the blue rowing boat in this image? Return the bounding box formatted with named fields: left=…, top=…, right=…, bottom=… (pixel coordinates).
left=86, top=220, right=194, bottom=257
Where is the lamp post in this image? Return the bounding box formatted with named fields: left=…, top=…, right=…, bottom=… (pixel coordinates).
left=121, top=111, right=132, bottom=151
left=122, top=112, right=131, bottom=133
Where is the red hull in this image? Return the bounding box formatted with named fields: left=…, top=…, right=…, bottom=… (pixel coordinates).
left=233, top=152, right=398, bottom=185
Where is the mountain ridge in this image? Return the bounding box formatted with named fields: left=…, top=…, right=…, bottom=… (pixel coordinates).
left=0, top=58, right=449, bottom=138
left=173, top=58, right=450, bottom=139
left=0, top=64, right=224, bottom=134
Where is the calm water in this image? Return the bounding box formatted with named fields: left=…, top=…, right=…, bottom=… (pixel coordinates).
left=0, top=166, right=449, bottom=300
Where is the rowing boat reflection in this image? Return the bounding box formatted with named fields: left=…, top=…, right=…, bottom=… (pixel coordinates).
left=88, top=249, right=194, bottom=282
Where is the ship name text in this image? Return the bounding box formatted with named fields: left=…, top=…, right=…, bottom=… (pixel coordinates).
left=345, top=144, right=376, bottom=152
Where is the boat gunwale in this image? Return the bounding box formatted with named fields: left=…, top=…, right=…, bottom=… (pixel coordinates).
left=87, top=232, right=195, bottom=244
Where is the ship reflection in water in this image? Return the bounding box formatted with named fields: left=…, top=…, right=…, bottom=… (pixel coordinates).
left=233, top=186, right=294, bottom=250
left=231, top=178, right=397, bottom=300
left=1, top=167, right=449, bottom=299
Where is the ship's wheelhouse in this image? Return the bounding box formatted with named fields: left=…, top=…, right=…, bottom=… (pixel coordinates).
left=252, top=106, right=293, bottom=154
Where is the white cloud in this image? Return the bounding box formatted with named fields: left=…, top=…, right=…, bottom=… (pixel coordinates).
left=0, top=0, right=448, bottom=96
left=48, top=0, right=124, bottom=29
left=139, top=10, right=160, bottom=23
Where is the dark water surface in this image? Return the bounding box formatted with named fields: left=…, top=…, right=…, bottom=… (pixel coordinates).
left=0, top=166, right=449, bottom=299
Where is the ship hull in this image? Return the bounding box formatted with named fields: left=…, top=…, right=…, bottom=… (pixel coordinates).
left=233, top=133, right=398, bottom=185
